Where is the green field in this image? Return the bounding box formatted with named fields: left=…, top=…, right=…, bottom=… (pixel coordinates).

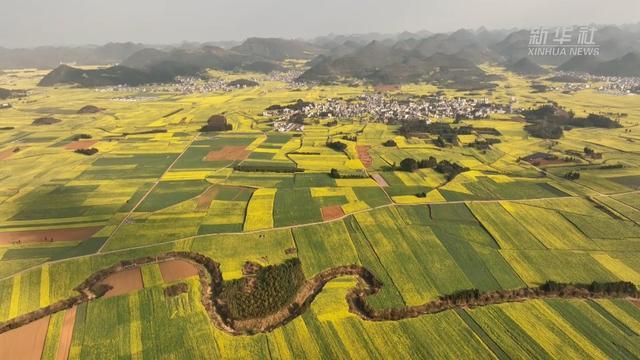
left=1, top=65, right=640, bottom=359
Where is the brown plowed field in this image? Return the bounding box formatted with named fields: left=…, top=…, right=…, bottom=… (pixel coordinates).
left=55, top=306, right=77, bottom=360
left=159, top=259, right=200, bottom=283
left=204, top=146, right=250, bottom=161
left=0, top=315, right=50, bottom=360
left=196, top=187, right=219, bottom=210
left=0, top=226, right=102, bottom=245
left=321, top=205, right=345, bottom=221
left=101, top=268, right=143, bottom=298
left=356, top=145, right=372, bottom=167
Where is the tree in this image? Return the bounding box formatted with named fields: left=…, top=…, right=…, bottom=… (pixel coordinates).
left=326, top=141, right=347, bottom=152
left=418, top=156, right=437, bottom=169
left=400, top=158, right=418, bottom=172
left=289, top=113, right=305, bottom=125
left=383, top=139, right=397, bottom=147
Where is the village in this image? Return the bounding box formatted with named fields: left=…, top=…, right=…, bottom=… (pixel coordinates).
left=267, top=93, right=516, bottom=132
left=552, top=72, right=640, bottom=95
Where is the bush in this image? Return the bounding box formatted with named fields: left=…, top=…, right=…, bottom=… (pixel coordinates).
left=74, top=148, right=99, bottom=156
left=383, top=139, right=397, bottom=147
left=71, top=133, right=92, bottom=141
left=164, top=283, right=189, bottom=297
left=564, top=171, right=580, bottom=180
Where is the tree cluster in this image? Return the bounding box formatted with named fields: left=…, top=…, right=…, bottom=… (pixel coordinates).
left=434, top=160, right=470, bottom=181
left=217, top=258, right=306, bottom=320
left=522, top=104, right=621, bottom=139
left=540, top=280, right=638, bottom=296
left=330, top=168, right=368, bottom=179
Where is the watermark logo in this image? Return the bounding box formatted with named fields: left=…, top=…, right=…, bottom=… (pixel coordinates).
left=529, top=26, right=599, bottom=56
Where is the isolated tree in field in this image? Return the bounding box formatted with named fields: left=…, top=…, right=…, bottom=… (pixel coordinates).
left=400, top=158, right=418, bottom=172
left=201, top=114, right=232, bottom=132
left=326, top=141, right=347, bottom=152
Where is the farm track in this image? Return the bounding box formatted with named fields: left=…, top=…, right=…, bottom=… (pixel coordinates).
left=4, top=188, right=640, bottom=282
left=97, top=133, right=200, bottom=253
left=0, top=252, right=637, bottom=336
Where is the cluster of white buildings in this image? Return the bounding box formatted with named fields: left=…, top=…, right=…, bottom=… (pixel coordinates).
left=95, top=76, right=263, bottom=95
left=554, top=72, right=640, bottom=95
left=264, top=94, right=513, bottom=125
left=266, top=70, right=305, bottom=84
left=273, top=121, right=304, bottom=132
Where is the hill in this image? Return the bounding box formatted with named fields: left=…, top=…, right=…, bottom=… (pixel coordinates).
left=559, top=52, right=640, bottom=76
left=505, top=57, right=547, bottom=76
left=392, top=29, right=504, bottom=64
left=558, top=56, right=601, bottom=73
left=299, top=41, right=496, bottom=89
left=38, top=62, right=200, bottom=87
left=239, top=60, right=285, bottom=73
left=121, top=46, right=250, bottom=72
left=594, top=52, right=640, bottom=77
left=231, top=38, right=322, bottom=61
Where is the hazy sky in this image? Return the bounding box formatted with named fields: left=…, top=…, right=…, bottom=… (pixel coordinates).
left=1, top=0, right=639, bottom=47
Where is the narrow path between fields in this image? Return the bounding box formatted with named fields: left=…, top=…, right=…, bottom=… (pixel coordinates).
left=97, top=133, right=200, bottom=253
left=4, top=188, right=640, bottom=282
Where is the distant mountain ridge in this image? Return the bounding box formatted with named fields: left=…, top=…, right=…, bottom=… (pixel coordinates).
left=28, top=25, right=640, bottom=87
left=299, top=41, right=497, bottom=89
left=559, top=52, right=640, bottom=77
left=0, top=42, right=145, bottom=69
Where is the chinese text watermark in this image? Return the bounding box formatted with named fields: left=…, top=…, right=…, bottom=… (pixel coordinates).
left=529, top=26, right=599, bottom=56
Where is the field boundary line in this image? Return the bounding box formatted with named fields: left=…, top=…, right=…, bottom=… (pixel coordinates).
left=97, top=133, right=200, bottom=253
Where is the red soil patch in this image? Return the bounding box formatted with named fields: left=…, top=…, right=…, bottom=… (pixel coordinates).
left=525, top=157, right=568, bottom=166
left=159, top=259, right=200, bottom=283
left=371, top=173, right=389, bottom=187
left=0, top=226, right=102, bottom=245
left=321, top=205, right=345, bottom=221
left=373, top=84, right=401, bottom=92
left=632, top=300, right=640, bottom=309
left=0, top=315, right=49, bottom=360
left=0, top=146, right=23, bottom=161
left=356, top=145, right=373, bottom=167
left=204, top=146, right=250, bottom=161
left=55, top=307, right=77, bottom=360
left=63, top=140, right=98, bottom=151
left=101, top=268, right=143, bottom=298
left=196, top=187, right=219, bottom=211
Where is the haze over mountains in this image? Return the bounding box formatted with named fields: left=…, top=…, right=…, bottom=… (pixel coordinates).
left=6, top=24, right=638, bottom=88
